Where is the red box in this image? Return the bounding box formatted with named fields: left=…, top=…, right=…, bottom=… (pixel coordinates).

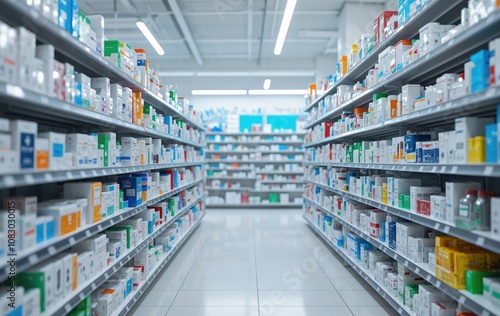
left=416, top=200, right=431, bottom=216
left=374, top=11, right=398, bottom=47
left=324, top=122, right=334, bottom=137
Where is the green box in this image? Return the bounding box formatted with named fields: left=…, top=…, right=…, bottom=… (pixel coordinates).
left=98, top=134, right=109, bottom=167
left=373, top=93, right=389, bottom=102
left=269, top=193, right=280, bottom=203
left=107, top=225, right=133, bottom=249
left=104, top=40, right=122, bottom=69
left=167, top=198, right=176, bottom=216
left=119, top=190, right=124, bottom=210
left=403, top=195, right=411, bottom=210
left=466, top=270, right=500, bottom=294
left=405, top=285, right=419, bottom=309
left=16, top=268, right=50, bottom=312
left=68, top=295, right=91, bottom=316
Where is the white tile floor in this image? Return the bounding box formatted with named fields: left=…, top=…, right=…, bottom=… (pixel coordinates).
left=129, top=209, right=398, bottom=316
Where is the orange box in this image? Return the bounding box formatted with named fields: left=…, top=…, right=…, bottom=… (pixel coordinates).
left=389, top=96, right=398, bottom=118
left=435, top=236, right=456, bottom=247
left=36, top=138, right=49, bottom=169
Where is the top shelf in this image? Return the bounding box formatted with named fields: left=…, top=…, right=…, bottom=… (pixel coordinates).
left=304, top=0, right=467, bottom=112
left=0, top=0, right=205, bottom=131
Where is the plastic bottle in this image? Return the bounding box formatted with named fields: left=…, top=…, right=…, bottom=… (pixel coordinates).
left=475, top=191, right=496, bottom=231
left=457, top=190, right=478, bottom=229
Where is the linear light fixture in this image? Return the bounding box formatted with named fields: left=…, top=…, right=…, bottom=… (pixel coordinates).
left=136, top=21, right=165, bottom=56
left=248, top=89, right=308, bottom=95
left=263, top=79, right=272, bottom=90
left=191, top=90, right=248, bottom=96
left=274, top=0, right=297, bottom=55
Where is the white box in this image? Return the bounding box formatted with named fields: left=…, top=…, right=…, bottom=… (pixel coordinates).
left=445, top=182, right=481, bottom=224
left=63, top=182, right=102, bottom=224
left=55, top=253, right=77, bottom=294
left=73, top=234, right=108, bottom=273
left=431, top=301, right=457, bottom=316
left=11, top=120, right=37, bottom=170
left=0, top=22, right=18, bottom=84
left=38, top=201, right=80, bottom=236
left=91, top=77, right=111, bottom=116
left=39, top=132, right=66, bottom=170
left=77, top=251, right=95, bottom=285
left=438, top=131, right=453, bottom=164
left=402, top=84, right=423, bottom=115
left=23, top=288, right=41, bottom=316
left=110, top=84, right=123, bottom=120
left=3, top=196, right=37, bottom=216
left=430, top=195, right=446, bottom=221
left=35, top=44, right=55, bottom=96
left=19, top=214, right=37, bottom=250
left=17, top=27, right=36, bottom=88
left=455, top=117, right=495, bottom=164
left=396, top=222, right=426, bottom=255
left=410, top=186, right=441, bottom=213
left=393, top=178, right=421, bottom=208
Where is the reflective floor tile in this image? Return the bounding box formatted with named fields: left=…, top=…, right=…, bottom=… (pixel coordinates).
left=349, top=306, right=399, bottom=316
left=166, top=307, right=259, bottom=316
left=129, top=306, right=168, bottom=316
left=338, top=290, right=390, bottom=307
left=257, top=266, right=327, bottom=278
left=258, top=306, right=354, bottom=316
left=187, top=266, right=257, bottom=278
left=181, top=277, right=258, bottom=291
left=257, top=277, right=335, bottom=291
left=136, top=290, right=177, bottom=307
left=258, top=290, right=346, bottom=306
left=172, top=291, right=259, bottom=307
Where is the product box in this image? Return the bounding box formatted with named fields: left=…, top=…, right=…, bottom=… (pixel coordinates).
left=430, top=195, right=446, bottom=221
left=492, top=197, right=500, bottom=237
left=37, top=201, right=79, bottom=236
left=410, top=186, right=441, bottom=213
left=17, top=26, right=36, bottom=89
left=445, top=182, right=481, bottom=224
left=396, top=222, right=426, bottom=255
left=455, top=117, right=495, bottom=164
left=402, top=84, right=423, bottom=115
left=4, top=196, right=37, bottom=216
left=105, top=230, right=127, bottom=253
left=39, top=132, right=66, bottom=170
left=91, top=77, right=111, bottom=115
left=486, top=124, right=498, bottom=163
left=393, top=178, right=421, bottom=208
left=36, top=216, right=55, bottom=244
left=73, top=234, right=108, bottom=272
left=63, top=182, right=103, bottom=224
left=16, top=262, right=55, bottom=312
left=11, top=120, right=38, bottom=170
left=0, top=22, right=18, bottom=84
left=35, top=138, right=49, bottom=169
left=23, top=288, right=41, bottom=316
left=118, top=176, right=142, bottom=207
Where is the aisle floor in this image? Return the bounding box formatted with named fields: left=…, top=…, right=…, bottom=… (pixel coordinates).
left=130, top=209, right=398, bottom=316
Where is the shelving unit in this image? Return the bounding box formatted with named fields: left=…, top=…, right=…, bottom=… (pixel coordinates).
left=206, top=132, right=305, bottom=208
left=0, top=1, right=208, bottom=315
left=302, top=1, right=500, bottom=315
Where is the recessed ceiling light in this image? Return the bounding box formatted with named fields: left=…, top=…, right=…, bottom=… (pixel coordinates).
left=263, top=79, right=272, bottom=90
left=274, top=0, right=297, bottom=55
left=136, top=21, right=165, bottom=56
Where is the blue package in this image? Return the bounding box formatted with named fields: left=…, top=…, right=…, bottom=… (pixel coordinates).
left=58, top=0, right=70, bottom=32
left=389, top=222, right=397, bottom=250
left=70, top=0, right=79, bottom=38
left=36, top=221, right=44, bottom=244
left=74, top=81, right=83, bottom=106
left=471, top=50, right=491, bottom=93
left=404, top=134, right=432, bottom=163
left=486, top=124, right=498, bottom=163
left=118, top=176, right=142, bottom=207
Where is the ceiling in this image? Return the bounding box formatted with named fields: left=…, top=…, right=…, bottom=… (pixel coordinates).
left=80, top=0, right=387, bottom=96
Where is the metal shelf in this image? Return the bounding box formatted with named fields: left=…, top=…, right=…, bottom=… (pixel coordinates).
left=207, top=132, right=306, bottom=136
left=206, top=176, right=259, bottom=180
left=0, top=1, right=204, bottom=131
left=304, top=0, right=467, bottom=112
left=206, top=160, right=303, bottom=164
left=0, top=82, right=205, bottom=148
left=303, top=197, right=500, bottom=316
left=206, top=150, right=304, bottom=154
left=305, top=8, right=500, bottom=128
left=304, top=85, right=500, bottom=146
left=0, top=179, right=204, bottom=281
left=304, top=216, right=413, bottom=316
left=206, top=168, right=254, bottom=172
left=0, top=162, right=204, bottom=190
left=207, top=203, right=302, bottom=208
left=208, top=187, right=304, bottom=193
left=207, top=141, right=304, bottom=145
left=306, top=161, right=500, bottom=178
left=113, top=211, right=206, bottom=316
left=305, top=180, right=500, bottom=254
left=256, top=171, right=304, bottom=175
left=260, top=180, right=305, bottom=184
left=43, top=195, right=205, bottom=316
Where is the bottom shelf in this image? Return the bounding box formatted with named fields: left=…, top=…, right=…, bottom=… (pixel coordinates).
left=112, top=211, right=206, bottom=316
left=207, top=203, right=302, bottom=208
left=303, top=215, right=412, bottom=316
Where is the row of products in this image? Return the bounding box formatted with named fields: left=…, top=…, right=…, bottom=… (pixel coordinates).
left=19, top=0, right=203, bottom=125
left=305, top=204, right=500, bottom=315
left=209, top=180, right=304, bottom=192
left=0, top=199, right=203, bottom=316
left=207, top=134, right=303, bottom=143
left=210, top=154, right=304, bottom=162
left=305, top=166, right=499, bottom=235
left=207, top=163, right=303, bottom=172
left=0, top=167, right=202, bottom=257
left=0, top=118, right=204, bottom=172
left=308, top=0, right=499, bottom=105
left=307, top=115, right=498, bottom=165
left=207, top=144, right=302, bottom=152
left=206, top=194, right=302, bottom=205
left=307, top=33, right=500, bottom=129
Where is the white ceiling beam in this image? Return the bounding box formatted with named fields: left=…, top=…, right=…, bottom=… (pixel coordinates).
left=247, top=0, right=253, bottom=60
left=166, top=0, right=204, bottom=65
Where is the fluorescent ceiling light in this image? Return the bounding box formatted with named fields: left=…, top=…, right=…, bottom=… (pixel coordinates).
left=136, top=21, right=165, bottom=56
left=274, top=0, right=297, bottom=55
left=263, top=79, right=272, bottom=90
left=248, top=89, right=308, bottom=95
left=191, top=90, right=248, bottom=96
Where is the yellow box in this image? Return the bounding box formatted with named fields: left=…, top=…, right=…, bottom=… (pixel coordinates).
left=485, top=252, right=500, bottom=270
left=437, top=247, right=455, bottom=271
left=71, top=254, right=78, bottom=290
left=435, top=236, right=456, bottom=247
left=468, top=137, right=485, bottom=163
left=382, top=183, right=388, bottom=204
left=436, top=265, right=463, bottom=289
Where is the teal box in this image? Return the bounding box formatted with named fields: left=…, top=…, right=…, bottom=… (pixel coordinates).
left=486, top=124, right=498, bottom=163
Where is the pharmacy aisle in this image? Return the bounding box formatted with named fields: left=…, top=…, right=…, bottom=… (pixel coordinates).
left=129, top=209, right=398, bottom=316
